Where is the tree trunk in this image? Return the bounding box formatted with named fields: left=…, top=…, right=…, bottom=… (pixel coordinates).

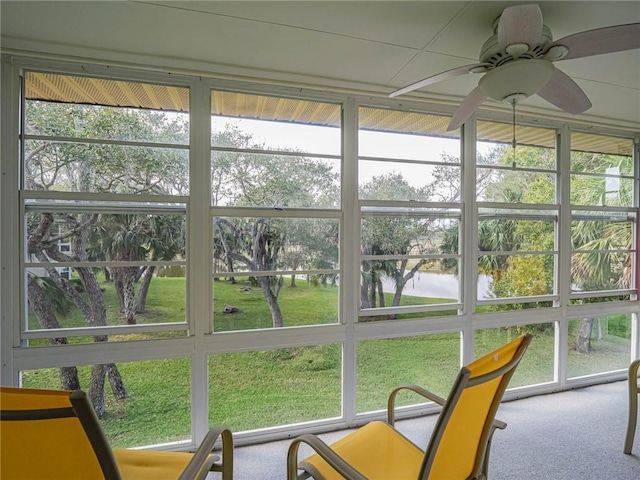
left=225, top=249, right=236, bottom=284
left=392, top=259, right=426, bottom=307
left=105, top=364, right=128, bottom=400
left=577, top=317, right=594, bottom=353
left=136, top=265, right=155, bottom=313
left=114, top=271, right=126, bottom=313
left=369, top=272, right=377, bottom=308
left=27, top=276, right=81, bottom=390
left=377, top=280, right=385, bottom=308
left=258, top=276, right=284, bottom=328
left=59, top=367, right=81, bottom=391
left=89, top=364, right=106, bottom=417
left=360, top=282, right=370, bottom=309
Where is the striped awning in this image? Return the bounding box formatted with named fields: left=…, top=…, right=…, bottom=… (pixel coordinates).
left=25, top=71, right=634, bottom=157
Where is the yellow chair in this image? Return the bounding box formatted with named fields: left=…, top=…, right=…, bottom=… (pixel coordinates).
left=287, top=334, right=532, bottom=480
left=624, top=359, right=640, bottom=454
left=0, top=386, right=233, bottom=480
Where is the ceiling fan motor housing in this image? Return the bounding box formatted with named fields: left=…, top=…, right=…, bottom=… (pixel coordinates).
left=479, top=23, right=553, bottom=66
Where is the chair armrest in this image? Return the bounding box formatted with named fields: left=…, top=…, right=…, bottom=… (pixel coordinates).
left=630, top=359, right=640, bottom=393
left=287, top=433, right=368, bottom=480
left=179, top=426, right=234, bottom=480
left=387, top=384, right=446, bottom=426
left=493, top=418, right=507, bottom=430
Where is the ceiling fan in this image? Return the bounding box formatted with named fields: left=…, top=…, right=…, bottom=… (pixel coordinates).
left=389, top=4, right=640, bottom=131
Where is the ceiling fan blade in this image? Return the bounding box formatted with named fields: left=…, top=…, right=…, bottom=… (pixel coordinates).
left=543, top=23, right=640, bottom=61
left=388, top=63, right=490, bottom=98
left=497, top=4, right=543, bottom=50
left=537, top=67, right=592, bottom=114
left=447, top=86, right=487, bottom=131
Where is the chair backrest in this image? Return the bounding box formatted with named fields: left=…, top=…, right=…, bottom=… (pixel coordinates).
left=0, top=386, right=122, bottom=479
left=419, top=333, right=532, bottom=480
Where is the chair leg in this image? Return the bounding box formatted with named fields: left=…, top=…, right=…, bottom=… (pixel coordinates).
left=624, top=360, right=640, bottom=455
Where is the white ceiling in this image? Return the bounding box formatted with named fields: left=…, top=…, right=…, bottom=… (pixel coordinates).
left=1, top=1, right=639, bottom=131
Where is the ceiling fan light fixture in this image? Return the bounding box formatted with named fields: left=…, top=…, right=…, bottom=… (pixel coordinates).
left=478, top=59, right=554, bottom=102
left=503, top=93, right=528, bottom=104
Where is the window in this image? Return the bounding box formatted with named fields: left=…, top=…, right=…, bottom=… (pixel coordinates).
left=476, top=122, right=557, bottom=310
left=570, top=132, right=636, bottom=303
left=210, top=91, right=341, bottom=331
left=358, top=107, right=461, bottom=321
left=22, top=72, right=190, bottom=345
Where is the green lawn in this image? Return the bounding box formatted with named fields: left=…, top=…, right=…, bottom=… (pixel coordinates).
left=22, top=275, right=632, bottom=447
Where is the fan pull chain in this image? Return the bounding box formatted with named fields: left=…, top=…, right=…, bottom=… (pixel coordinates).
left=511, top=99, right=517, bottom=169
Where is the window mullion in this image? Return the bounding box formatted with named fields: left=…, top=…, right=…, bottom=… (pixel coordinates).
left=189, top=79, right=212, bottom=445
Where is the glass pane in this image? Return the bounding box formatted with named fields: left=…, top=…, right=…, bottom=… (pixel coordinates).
left=20, top=358, right=191, bottom=448
left=211, top=151, right=339, bottom=208
left=568, top=315, right=632, bottom=377
left=572, top=217, right=632, bottom=251
left=570, top=252, right=631, bottom=292
left=211, top=91, right=341, bottom=156
left=475, top=325, right=555, bottom=387
left=209, top=345, right=342, bottom=431
left=362, top=214, right=457, bottom=255
left=24, top=140, right=189, bottom=194
left=477, top=143, right=556, bottom=171
left=210, top=92, right=341, bottom=209
left=24, top=75, right=189, bottom=195
left=570, top=137, right=633, bottom=175
left=359, top=161, right=461, bottom=201
left=478, top=254, right=554, bottom=300
left=25, top=70, right=189, bottom=108
left=213, top=216, right=339, bottom=273
left=360, top=260, right=460, bottom=311
left=359, top=130, right=460, bottom=162
left=477, top=167, right=556, bottom=204
left=356, top=333, right=460, bottom=413
left=476, top=274, right=494, bottom=302
left=26, top=265, right=187, bottom=338
left=25, top=209, right=186, bottom=333
left=212, top=275, right=338, bottom=331
left=478, top=217, right=555, bottom=251
left=571, top=213, right=633, bottom=295
left=571, top=132, right=635, bottom=158
left=358, top=108, right=459, bottom=161
left=26, top=211, right=186, bottom=264
left=359, top=107, right=457, bottom=137
left=570, top=174, right=633, bottom=207
left=477, top=121, right=556, bottom=154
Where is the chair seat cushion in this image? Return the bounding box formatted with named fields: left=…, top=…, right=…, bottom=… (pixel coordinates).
left=113, top=448, right=215, bottom=480
left=300, top=421, right=423, bottom=480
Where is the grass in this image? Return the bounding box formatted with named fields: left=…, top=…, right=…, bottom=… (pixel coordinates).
left=22, top=275, right=633, bottom=447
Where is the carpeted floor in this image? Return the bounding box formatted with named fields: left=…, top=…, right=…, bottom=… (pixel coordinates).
left=216, top=380, right=639, bottom=479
